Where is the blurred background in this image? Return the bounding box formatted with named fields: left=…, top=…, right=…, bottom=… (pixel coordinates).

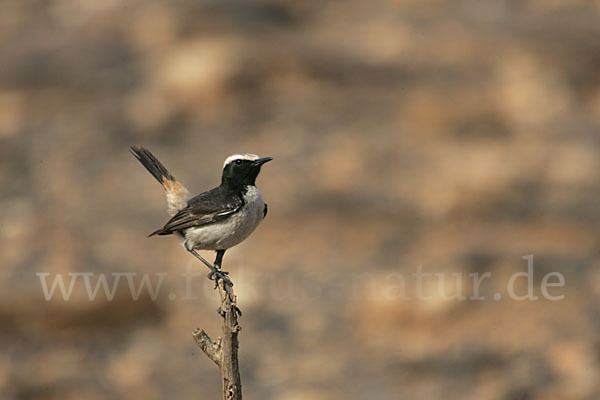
left=1, top=0, right=600, bottom=399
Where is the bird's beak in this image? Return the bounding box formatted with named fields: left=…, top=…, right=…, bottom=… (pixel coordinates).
left=253, top=157, right=273, bottom=167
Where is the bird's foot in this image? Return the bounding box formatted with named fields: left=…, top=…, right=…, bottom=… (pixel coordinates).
left=207, top=268, right=232, bottom=288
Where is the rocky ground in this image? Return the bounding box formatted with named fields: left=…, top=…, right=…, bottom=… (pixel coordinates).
left=1, top=0, right=600, bottom=399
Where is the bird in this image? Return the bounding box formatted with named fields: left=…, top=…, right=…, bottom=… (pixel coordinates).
left=130, top=146, right=272, bottom=286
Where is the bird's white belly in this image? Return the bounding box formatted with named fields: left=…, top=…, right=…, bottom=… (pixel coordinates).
left=185, top=186, right=265, bottom=250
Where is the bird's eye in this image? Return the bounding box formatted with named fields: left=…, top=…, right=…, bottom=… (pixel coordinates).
left=235, top=159, right=242, bottom=165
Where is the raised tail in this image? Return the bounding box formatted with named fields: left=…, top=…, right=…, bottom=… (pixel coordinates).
left=130, top=146, right=191, bottom=216
left=130, top=146, right=175, bottom=185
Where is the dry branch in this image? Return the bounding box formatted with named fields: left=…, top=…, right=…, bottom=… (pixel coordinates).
left=193, top=279, right=242, bottom=400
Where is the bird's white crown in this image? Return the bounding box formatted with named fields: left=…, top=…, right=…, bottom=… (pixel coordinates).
left=223, top=153, right=261, bottom=168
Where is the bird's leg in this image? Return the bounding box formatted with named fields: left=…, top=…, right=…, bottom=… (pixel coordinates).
left=186, top=246, right=232, bottom=287
left=213, top=250, right=241, bottom=317
left=208, top=250, right=233, bottom=289
left=213, top=250, right=226, bottom=272
left=208, top=249, right=229, bottom=282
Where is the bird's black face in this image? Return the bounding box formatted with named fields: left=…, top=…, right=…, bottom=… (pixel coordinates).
left=221, top=156, right=272, bottom=188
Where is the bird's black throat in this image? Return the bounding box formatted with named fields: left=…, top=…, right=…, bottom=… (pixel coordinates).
left=221, top=160, right=263, bottom=189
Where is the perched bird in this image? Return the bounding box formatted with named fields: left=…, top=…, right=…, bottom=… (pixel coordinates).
left=130, top=146, right=272, bottom=285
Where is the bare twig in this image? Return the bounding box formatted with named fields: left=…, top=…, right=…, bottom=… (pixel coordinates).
left=193, top=279, right=242, bottom=400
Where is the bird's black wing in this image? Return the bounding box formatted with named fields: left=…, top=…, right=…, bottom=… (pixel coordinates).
left=149, top=187, right=243, bottom=236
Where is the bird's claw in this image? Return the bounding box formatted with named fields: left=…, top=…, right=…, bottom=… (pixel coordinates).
left=207, top=268, right=232, bottom=288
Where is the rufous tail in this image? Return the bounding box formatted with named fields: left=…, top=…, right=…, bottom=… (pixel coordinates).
left=130, top=146, right=191, bottom=216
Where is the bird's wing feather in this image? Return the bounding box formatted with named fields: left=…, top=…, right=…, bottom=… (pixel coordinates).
left=156, top=187, right=243, bottom=234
